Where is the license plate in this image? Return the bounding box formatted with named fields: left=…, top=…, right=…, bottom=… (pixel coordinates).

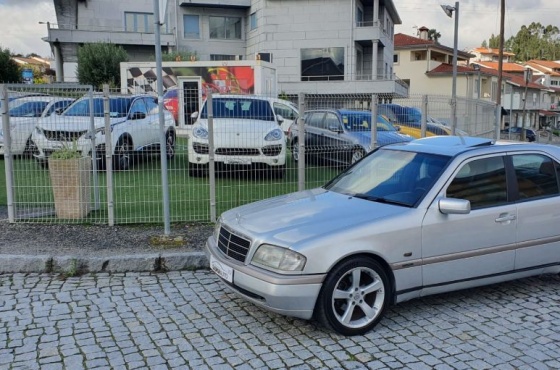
left=210, top=255, right=233, bottom=283
left=224, top=157, right=251, bottom=165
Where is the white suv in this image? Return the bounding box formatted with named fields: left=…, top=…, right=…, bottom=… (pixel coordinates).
left=188, top=95, right=288, bottom=178
left=32, top=94, right=176, bottom=170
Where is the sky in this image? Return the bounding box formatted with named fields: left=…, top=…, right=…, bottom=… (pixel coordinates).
left=0, top=0, right=559, bottom=58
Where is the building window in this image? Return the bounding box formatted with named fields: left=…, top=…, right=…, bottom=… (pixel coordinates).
left=183, top=15, right=200, bottom=39
left=125, top=12, right=154, bottom=33
left=250, top=12, right=257, bottom=31
left=209, top=16, right=242, bottom=40
left=393, top=53, right=399, bottom=64
left=356, top=7, right=364, bottom=26
left=210, top=54, right=238, bottom=61
left=301, top=47, right=344, bottom=81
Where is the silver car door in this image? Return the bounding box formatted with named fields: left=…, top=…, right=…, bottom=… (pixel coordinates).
left=511, top=153, right=560, bottom=271
left=421, top=155, right=516, bottom=290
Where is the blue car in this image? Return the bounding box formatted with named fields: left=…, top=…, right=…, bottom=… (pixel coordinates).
left=288, top=109, right=413, bottom=166
left=501, top=127, right=536, bottom=142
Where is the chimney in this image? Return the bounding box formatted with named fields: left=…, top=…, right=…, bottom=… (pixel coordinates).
left=418, top=26, right=429, bottom=40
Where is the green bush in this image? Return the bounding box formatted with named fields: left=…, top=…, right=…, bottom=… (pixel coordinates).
left=77, top=43, right=128, bottom=88
left=0, top=46, right=21, bottom=83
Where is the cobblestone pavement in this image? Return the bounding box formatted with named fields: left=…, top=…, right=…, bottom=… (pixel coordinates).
left=1, top=271, right=559, bottom=370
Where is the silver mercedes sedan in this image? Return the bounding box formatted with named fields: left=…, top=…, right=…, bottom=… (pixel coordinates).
left=206, top=136, right=560, bottom=335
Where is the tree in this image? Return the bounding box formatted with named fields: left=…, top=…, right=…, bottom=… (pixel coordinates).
left=0, top=46, right=22, bottom=83
left=427, top=29, right=441, bottom=44
left=488, top=34, right=501, bottom=49
left=502, top=22, right=560, bottom=61
left=481, top=40, right=488, bottom=48
left=77, top=43, right=128, bottom=88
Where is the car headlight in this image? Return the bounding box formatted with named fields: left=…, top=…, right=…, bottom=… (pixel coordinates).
left=193, top=126, right=208, bottom=139
left=251, top=244, right=306, bottom=271
left=264, top=128, right=283, bottom=141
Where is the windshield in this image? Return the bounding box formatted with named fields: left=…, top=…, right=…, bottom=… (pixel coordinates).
left=200, top=98, right=275, bottom=121
left=324, top=148, right=451, bottom=207
left=64, top=97, right=133, bottom=118
left=341, top=113, right=398, bottom=132
left=8, top=101, right=49, bottom=117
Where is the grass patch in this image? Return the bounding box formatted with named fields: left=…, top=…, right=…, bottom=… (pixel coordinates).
left=0, top=137, right=340, bottom=224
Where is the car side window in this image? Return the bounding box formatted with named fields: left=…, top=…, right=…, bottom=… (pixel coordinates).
left=307, top=112, right=325, bottom=128
left=47, top=100, right=73, bottom=116
left=446, top=156, right=508, bottom=210
left=512, top=154, right=560, bottom=200
left=129, top=98, right=148, bottom=119
left=144, top=97, right=159, bottom=115
left=274, top=103, right=297, bottom=120
left=324, top=113, right=340, bottom=131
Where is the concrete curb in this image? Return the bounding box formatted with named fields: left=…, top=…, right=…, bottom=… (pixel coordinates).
left=0, top=252, right=209, bottom=274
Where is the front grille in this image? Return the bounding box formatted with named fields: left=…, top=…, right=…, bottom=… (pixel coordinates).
left=43, top=130, right=88, bottom=142
left=217, top=226, right=251, bottom=262
left=262, top=144, right=282, bottom=156
left=215, top=148, right=260, bottom=156
left=192, top=142, right=209, bottom=154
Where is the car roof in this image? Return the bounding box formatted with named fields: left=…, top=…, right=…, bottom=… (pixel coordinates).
left=10, top=96, right=72, bottom=103
left=385, top=135, right=560, bottom=158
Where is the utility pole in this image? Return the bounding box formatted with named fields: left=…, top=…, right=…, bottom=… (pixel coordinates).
left=495, top=0, right=505, bottom=138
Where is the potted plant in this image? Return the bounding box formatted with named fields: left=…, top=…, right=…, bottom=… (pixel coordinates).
left=48, top=142, right=92, bottom=219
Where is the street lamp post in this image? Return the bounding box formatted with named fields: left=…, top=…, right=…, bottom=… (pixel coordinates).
left=441, top=2, right=459, bottom=135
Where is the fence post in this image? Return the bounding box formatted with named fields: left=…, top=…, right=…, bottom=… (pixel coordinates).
left=297, top=92, right=306, bottom=192
left=495, top=104, right=502, bottom=140
left=1, top=84, right=15, bottom=222
left=103, top=84, right=115, bottom=226
left=88, top=87, right=101, bottom=211
left=370, top=94, right=378, bottom=150
left=208, top=94, right=217, bottom=222
left=421, top=95, right=428, bottom=137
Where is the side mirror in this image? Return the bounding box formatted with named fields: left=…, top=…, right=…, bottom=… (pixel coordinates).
left=439, top=198, right=471, bottom=215
left=130, top=112, right=147, bottom=120
left=191, top=111, right=199, bottom=119
left=276, top=114, right=285, bottom=124
left=54, top=107, right=64, bottom=115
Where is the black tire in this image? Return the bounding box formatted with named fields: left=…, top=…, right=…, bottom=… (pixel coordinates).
left=315, top=257, right=392, bottom=336
left=166, top=130, right=176, bottom=160
left=291, top=139, right=300, bottom=163
left=351, top=147, right=366, bottom=165
left=23, top=138, right=37, bottom=157
left=113, top=138, right=133, bottom=171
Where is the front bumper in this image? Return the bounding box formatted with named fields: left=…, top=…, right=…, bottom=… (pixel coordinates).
left=205, top=235, right=324, bottom=320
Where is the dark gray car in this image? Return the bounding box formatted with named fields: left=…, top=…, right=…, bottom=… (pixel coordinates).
left=288, top=109, right=413, bottom=166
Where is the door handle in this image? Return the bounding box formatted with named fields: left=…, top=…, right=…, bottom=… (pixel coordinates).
left=495, top=213, right=516, bottom=223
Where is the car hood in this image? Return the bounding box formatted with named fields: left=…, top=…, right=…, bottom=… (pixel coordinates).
left=351, top=130, right=413, bottom=147
left=221, top=188, right=408, bottom=245
left=37, top=116, right=127, bottom=131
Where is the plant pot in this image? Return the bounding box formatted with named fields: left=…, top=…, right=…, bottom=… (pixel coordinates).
left=48, top=156, right=92, bottom=219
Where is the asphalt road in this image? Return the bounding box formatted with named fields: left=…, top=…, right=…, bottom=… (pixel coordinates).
left=1, top=271, right=559, bottom=369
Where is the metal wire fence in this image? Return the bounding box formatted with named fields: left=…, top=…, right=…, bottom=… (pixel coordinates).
left=2, top=83, right=521, bottom=226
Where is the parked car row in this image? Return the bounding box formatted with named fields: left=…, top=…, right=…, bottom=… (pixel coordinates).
left=378, top=103, right=468, bottom=138
left=1, top=93, right=176, bottom=171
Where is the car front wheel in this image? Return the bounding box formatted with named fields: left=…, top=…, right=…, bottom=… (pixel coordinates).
left=166, top=130, right=176, bottom=159
left=315, top=257, right=391, bottom=336
left=114, top=138, right=133, bottom=171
